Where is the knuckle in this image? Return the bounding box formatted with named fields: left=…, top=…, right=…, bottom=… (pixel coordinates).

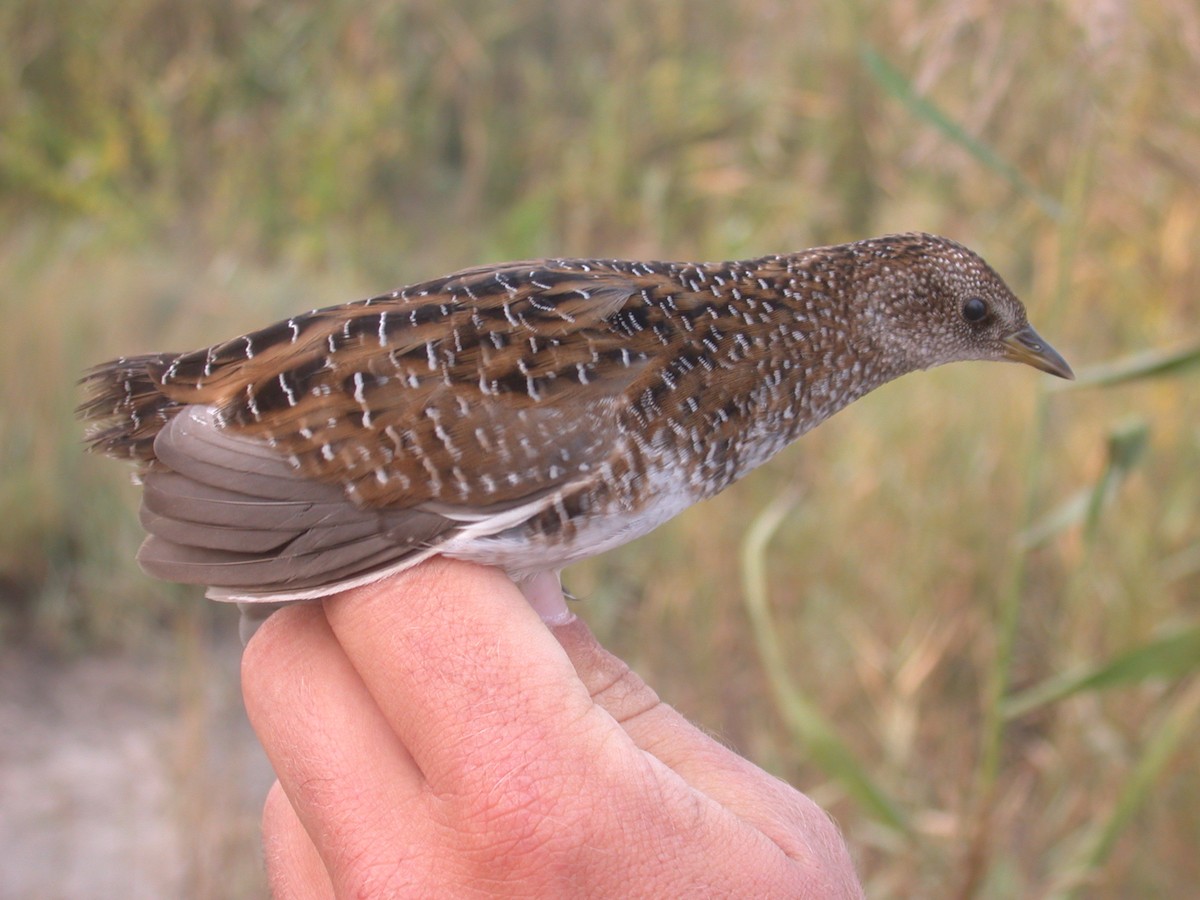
left=590, top=662, right=663, bottom=724
left=770, top=795, right=861, bottom=894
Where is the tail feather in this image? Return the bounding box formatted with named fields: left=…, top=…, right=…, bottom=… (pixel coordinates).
left=78, top=353, right=183, bottom=461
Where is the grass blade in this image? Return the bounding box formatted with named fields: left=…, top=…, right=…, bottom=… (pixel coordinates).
left=1019, top=420, right=1149, bottom=549
left=1044, top=678, right=1200, bottom=898
left=1004, top=625, right=1200, bottom=719
left=1058, top=341, right=1200, bottom=389
left=860, top=46, right=1063, bottom=219
left=1084, top=421, right=1149, bottom=539
left=740, top=492, right=911, bottom=835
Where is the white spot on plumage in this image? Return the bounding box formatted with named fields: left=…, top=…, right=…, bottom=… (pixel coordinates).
left=245, top=385, right=261, bottom=419
left=279, top=373, right=297, bottom=407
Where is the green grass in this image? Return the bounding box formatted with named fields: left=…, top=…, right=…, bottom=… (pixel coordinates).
left=3, top=0, right=1199, bottom=895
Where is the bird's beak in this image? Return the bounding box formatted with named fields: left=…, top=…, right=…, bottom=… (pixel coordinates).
left=1002, top=324, right=1074, bottom=380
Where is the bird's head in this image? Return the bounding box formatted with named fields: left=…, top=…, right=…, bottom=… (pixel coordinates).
left=851, top=233, right=1073, bottom=380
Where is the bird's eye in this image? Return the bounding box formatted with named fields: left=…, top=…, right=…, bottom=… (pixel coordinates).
left=962, top=297, right=988, bottom=323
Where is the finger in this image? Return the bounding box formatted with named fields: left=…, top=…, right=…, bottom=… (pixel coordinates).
left=321, top=558, right=592, bottom=791
left=261, top=781, right=334, bottom=900
left=550, top=616, right=854, bottom=872
left=241, top=602, right=425, bottom=875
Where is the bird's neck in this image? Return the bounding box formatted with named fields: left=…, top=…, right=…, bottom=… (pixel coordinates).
left=626, top=256, right=916, bottom=497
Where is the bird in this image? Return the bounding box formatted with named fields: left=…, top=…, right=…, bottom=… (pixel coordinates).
left=79, top=232, right=1072, bottom=621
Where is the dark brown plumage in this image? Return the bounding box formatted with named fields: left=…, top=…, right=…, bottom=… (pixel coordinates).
left=79, top=232, right=1072, bottom=605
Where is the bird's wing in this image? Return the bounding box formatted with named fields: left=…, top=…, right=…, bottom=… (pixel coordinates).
left=142, top=260, right=654, bottom=507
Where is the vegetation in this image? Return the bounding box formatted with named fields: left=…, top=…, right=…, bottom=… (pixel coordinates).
left=3, top=0, right=1197, bottom=895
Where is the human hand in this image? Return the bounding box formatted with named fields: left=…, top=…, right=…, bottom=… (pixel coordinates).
left=241, top=558, right=863, bottom=898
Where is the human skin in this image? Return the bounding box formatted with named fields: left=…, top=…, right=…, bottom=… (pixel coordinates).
left=241, top=558, right=864, bottom=898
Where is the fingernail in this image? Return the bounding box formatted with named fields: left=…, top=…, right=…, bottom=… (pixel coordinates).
left=519, top=572, right=576, bottom=626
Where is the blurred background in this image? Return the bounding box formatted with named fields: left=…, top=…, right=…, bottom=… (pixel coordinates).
left=2, top=0, right=1197, bottom=896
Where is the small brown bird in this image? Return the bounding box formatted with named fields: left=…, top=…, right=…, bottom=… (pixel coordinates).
left=80, top=233, right=1072, bottom=615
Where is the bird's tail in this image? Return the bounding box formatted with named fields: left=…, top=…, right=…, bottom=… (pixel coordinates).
left=78, top=353, right=184, bottom=462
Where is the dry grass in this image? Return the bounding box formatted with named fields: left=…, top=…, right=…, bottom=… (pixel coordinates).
left=2, top=0, right=1198, bottom=896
